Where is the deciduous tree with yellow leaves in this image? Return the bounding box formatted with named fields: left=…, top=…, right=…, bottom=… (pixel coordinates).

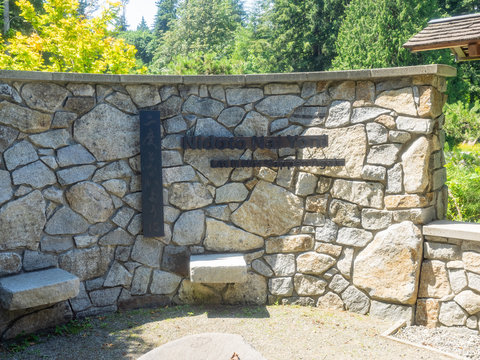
left=0, top=0, right=141, bottom=73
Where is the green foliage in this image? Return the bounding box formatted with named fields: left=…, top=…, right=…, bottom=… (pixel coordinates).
left=444, top=100, right=480, bottom=145
left=445, top=144, right=480, bottom=223
left=120, top=29, right=156, bottom=66
left=165, top=51, right=246, bottom=74
left=332, top=0, right=439, bottom=69
left=154, top=0, right=177, bottom=35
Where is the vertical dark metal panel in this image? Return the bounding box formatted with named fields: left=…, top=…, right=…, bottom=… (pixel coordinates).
left=140, top=110, right=164, bottom=237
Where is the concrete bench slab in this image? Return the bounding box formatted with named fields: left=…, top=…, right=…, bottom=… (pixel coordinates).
left=190, top=253, right=247, bottom=283
left=138, top=333, right=266, bottom=360
left=0, top=268, right=80, bottom=310
left=423, top=220, right=480, bottom=242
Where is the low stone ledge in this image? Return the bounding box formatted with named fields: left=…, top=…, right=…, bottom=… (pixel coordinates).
left=0, top=64, right=456, bottom=85
left=423, top=220, right=480, bottom=242
left=190, top=254, right=247, bottom=283
left=0, top=268, right=80, bottom=310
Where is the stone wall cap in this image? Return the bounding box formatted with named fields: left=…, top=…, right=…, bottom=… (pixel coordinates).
left=0, top=65, right=457, bottom=85
left=190, top=253, right=247, bottom=283
left=423, top=220, right=480, bottom=242
left=0, top=268, right=80, bottom=310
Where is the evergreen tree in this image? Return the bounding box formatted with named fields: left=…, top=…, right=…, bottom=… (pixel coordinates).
left=332, top=0, right=440, bottom=70
left=137, top=16, right=149, bottom=31
left=154, top=0, right=177, bottom=36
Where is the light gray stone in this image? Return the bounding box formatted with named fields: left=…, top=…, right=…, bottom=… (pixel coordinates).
left=297, top=252, right=335, bottom=275
left=424, top=242, right=460, bottom=261
left=0, top=170, right=13, bottom=206
left=402, top=136, right=430, bottom=193
left=266, top=235, right=314, bottom=253
left=0, top=190, right=46, bottom=250
left=252, top=259, right=273, bottom=277
left=353, top=222, right=422, bottom=304
left=294, top=274, right=327, bottom=296
left=51, top=111, right=76, bottom=129
left=205, top=205, right=230, bottom=221
left=204, top=218, right=263, bottom=252
left=0, top=83, right=22, bottom=103
left=41, top=235, right=74, bottom=253
left=235, top=111, right=269, bottom=136
left=45, top=206, right=90, bottom=235
left=387, top=163, right=403, bottom=194
left=150, top=270, right=182, bottom=294
left=223, top=272, right=267, bottom=305
left=217, top=107, right=246, bottom=128
left=338, top=247, right=354, bottom=279
left=269, top=277, right=293, bottom=296
left=331, top=179, right=383, bottom=209
left=276, top=166, right=295, bottom=188
left=74, top=104, right=139, bottom=161
left=160, top=85, right=179, bottom=100
left=306, top=92, right=330, bottom=106
left=183, top=95, right=224, bottom=118
left=295, top=172, right=318, bottom=196
left=0, top=101, right=51, bottom=133
left=264, top=254, right=295, bottom=276
left=105, top=92, right=138, bottom=114
left=23, top=250, right=57, bottom=271
left=131, top=266, right=152, bottom=295
left=232, top=181, right=304, bottom=237
left=455, top=290, right=480, bottom=315
left=466, top=316, right=478, bottom=329
left=226, top=88, right=263, bottom=105
left=59, top=246, right=112, bottom=281
left=325, top=101, right=351, bottom=128
left=104, top=262, right=132, bottom=287
left=169, top=182, right=213, bottom=210
left=190, top=253, right=247, bottom=283
left=265, top=83, right=300, bottom=95
left=125, top=85, right=161, bottom=107
left=361, top=165, right=386, bottom=181
left=29, top=129, right=70, bottom=149
left=66, top=181, right=114, bottom=223
left=315, top=220, right=338, bottom=243
left=361, top=209, right=392, bottom=230
left=329, top=274, right=350, bottom=293
left=439, top=301, right=467, bottom=326
left=164, top=115, right=187, bottom=133
left=448, top=269, right=467, bottom=294
left=351, top=107, right=390, bottom=123
left=304, top=213, right=325, bottom=226
left=329, top=199, right=361, bottom=227
left=127, top=214, right=142, bottom=235
left=69, top=282, right=91, bottom=312
left=57, top=144, right=95, bottom=167
left=89, top=287, right=121, bottom=307
left=12, top=161, right=56, bottom=188
left=162, top=165, right=196, bottom=185
left=301, top=82, right=316, bottom=98
left=270, top=118, right=289, bottom=132
left=0, top=124, right=18, bottom=153
left=99, top=228, right=134, bottom=246
left=389, top=130, right=411, bottom=143
left=396, top=116, right=434, bottom=134
left=0, top=253, right=22, bottom=276
left=4, top=140, right=38, bottom=171
left=337, top=228, right=373, bottom=247
left=194, top=117, right=232, bottom=137
left=0, top=268, right=79, bottom=310
left=300, top=125, right=367, bottom=178
left=370, top=301, right=413, bottom=323
left=215, top=183, right=248, bottom=203
left=367, top=144, right=402, bottom=166
left=317, top=292, right=344, bottom=310
left=22, top=83, right=69, bottom=112
left=290, top=106, right=326, bottom=127
left=157, top=96, right=183, bottom=119
left=366, top=123, right=388, bottom=144
left=112, top=207, right=135, bottom=228
left=207, top=85, right=225, bottom=102
left=40, top=155, right=58, bottom=170
left=57, top=165, right=96, bottom=185
left=123, top=192, right=142, bottom=211
left=92, top=160, right=132, bottom=182
left=173, top=210, right=205, bottom=246
left=467, top=272, right=480, bottom=293
left=102, top=179, right=128, bottom=198
left=74, top=234, right=98, bottom=248
left=341, top=286, right=370, bottom=314
left=131, top=236, right=162, bottom=268
left=162, top=151, right=183, bottom=168
left=256, top=95, right=304, bottom=117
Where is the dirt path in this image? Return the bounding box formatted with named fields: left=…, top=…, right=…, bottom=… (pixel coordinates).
left=1, top=305, right=453, bottom=360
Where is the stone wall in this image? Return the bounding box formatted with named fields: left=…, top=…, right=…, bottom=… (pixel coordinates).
left=0, top=65, right=456, bottom=338
left=417, top=221, right=480, bottom=330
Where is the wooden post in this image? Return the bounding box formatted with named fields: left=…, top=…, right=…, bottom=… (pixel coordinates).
left=468, top=42, right=480, bottom=57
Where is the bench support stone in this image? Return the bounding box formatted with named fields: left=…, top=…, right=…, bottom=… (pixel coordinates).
left=190, top=254, right=247, bottom=283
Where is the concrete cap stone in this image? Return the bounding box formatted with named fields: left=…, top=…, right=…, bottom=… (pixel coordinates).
left=423, top=220, right=480, bottom=242
left=190, top=253, right=247, bottom=283
left=138, top=333, right=266, bottom=360
left=0, top=268, right=80, bottom=310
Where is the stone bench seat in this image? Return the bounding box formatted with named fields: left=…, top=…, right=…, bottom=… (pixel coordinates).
left=190, top=254, right=247, bottom=283
left=0, top=268, right=80, bottom=310
left=423, top=220, right=480, bottom=242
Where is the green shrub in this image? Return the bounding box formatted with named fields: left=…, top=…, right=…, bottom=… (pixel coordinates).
left=443, top=100, right=480, bottom=146
left=445, top=144, right=480, bottom=223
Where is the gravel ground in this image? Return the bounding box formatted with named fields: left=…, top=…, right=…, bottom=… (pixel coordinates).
left=394, top=325, right=480, bottom=359
left=0, top=305, right=462, bottom=360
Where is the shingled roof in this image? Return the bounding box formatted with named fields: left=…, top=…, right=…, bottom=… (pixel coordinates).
left=403, top=13, right=480, bottom=61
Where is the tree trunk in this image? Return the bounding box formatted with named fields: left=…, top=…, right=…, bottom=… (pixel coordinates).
left=3, top=0, right=9, bottom=35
